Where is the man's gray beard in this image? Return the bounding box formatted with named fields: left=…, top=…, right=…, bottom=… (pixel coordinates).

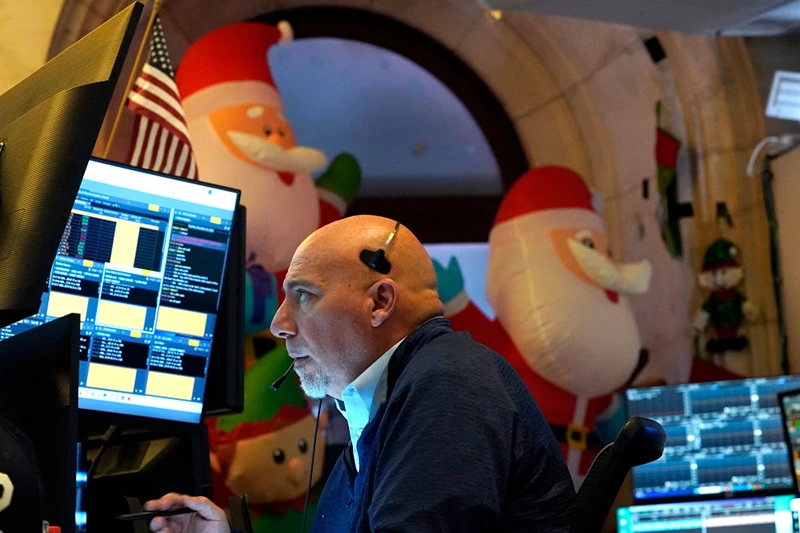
left=296, top=368, right=330, bottom=399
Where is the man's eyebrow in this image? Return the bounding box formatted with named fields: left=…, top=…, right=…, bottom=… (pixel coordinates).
left=284, top=279, right=320, bottom=292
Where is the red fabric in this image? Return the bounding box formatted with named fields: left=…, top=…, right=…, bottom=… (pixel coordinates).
left=494, top=167, right=594, bottom=226
left=655, top=129, right=680, bottom=168
left=318, top=197, right=342, bottom=229
left=176, top=23, right=283, bottom=99
left=689, top=358, right=742, bottom=383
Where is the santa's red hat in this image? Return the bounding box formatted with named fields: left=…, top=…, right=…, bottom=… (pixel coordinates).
left=176, top=21, right=293, bottom=101
left=494, top=166, right=600, bottom=226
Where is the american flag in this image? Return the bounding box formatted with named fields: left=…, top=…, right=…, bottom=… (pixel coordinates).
left=126, top=16, right=197, bottom=180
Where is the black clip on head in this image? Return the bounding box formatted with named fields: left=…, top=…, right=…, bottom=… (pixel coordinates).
left=360, top=221, right=400, bottom=274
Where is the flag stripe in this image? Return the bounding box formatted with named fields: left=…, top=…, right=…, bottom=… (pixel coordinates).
left=128, top=91, right=191, bottom=140
left=135, top=68, right=185, bottom=119
left=125, top=16, right=197, bottom=180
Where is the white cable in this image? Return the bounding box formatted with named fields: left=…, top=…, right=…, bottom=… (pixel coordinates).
left=746, top=134, right=800, bottom=177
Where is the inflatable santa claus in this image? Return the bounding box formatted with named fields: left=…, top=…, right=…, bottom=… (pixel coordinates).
left=175, top=21, right=361, bottom=288
left=436, top=166, right=652, bottom=483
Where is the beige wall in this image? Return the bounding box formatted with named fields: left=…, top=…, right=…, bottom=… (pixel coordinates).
left=771, top=147, right=800, bottom=372
left=0, top=1, right=65, bottom=95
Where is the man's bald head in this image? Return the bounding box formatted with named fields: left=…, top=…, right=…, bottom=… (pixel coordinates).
left=294, top=215, right=443, bottom=328
left=272, top=216, right=444, bottom=399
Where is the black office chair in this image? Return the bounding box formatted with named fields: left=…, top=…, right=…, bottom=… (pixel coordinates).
left=569, top=417, right=666, bottom=533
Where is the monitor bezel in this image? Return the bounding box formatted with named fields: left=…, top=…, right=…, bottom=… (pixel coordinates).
left=625, top=374, right=800, bottom=505
left=66, top=156, right=240, bottom=427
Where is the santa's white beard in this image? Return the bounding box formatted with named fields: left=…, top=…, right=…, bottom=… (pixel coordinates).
left=187, top=118, right=320, bottom=272
left=487, top=216, right=641, bottom=398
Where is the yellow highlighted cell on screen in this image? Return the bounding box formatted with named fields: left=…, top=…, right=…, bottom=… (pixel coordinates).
left=83, top=260, right=94, bottom=267
left=210, top=216, right=221, bottom=224
left=46, top=292, right=89, bottom=321
left=146, top=372, right=194, bottom=400
left=96, top=300, right=147, bottom=330
left=131, top=331, right=142, bottom=338
left=110, top=220, right=140, bottom=267
left=188, top=339, right=200, bottom=347
left=149, top=204, right=160, bottom=212
left=142, top=269, right=151, bottom=276
left=87, top=363, right=136, bottom=393
left=156, top=307, right=207, bottom=337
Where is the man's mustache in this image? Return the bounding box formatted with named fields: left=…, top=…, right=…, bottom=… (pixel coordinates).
left=227, top=131, right=327, bottom=173
left=567, top=239, right=652, bottom=295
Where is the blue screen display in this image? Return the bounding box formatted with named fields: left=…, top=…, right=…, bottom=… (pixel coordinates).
left=627, top=376, right=800, bottom=502
left=0, top=159, right=239, bottom=423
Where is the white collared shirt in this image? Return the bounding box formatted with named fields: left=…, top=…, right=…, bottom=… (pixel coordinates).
left=336, top=338, right=405, bottom=471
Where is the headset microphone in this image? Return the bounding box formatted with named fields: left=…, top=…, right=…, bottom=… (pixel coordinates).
left=271, top=360, right=296, bottom=391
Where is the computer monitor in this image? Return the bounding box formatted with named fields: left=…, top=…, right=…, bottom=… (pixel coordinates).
left=0, top=2, right=141, bottom=329
left=778, top=388, right=800, bottom=493
left=0, top=313, right=81, bottom=533
left=0, top=158, right=240, bottom=424
left=617, top=495, right=799, bottom=533
left=626, top=375, right=800, bottom=503
left=202, top=204, right=245, bottom=417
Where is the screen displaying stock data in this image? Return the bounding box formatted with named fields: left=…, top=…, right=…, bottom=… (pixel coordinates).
left=0, top=159, right=239, bottom=423
left=618, top=495, right=800, bottom=533
left=627, top=376, right=800, bottom=502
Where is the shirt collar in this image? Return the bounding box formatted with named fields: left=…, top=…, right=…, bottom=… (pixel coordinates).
left=337, top=337, right=405, bottom=423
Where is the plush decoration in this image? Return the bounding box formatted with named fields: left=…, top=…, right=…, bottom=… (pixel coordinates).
left=208, top=348, right=327, bottom=533
left=693, top=238, right=758, bottom=354
left=434, top=166, right=652, bottom=484
left=175, top=21, right=362, bottom=530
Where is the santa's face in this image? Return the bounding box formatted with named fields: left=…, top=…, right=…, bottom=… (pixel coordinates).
left=209, top=103, right=326, bottom=184
left=487, top=209, right=650, bottom=398
left=183, top=83, right=324, bottom=272
left=222, top=413, right=327, bottom=504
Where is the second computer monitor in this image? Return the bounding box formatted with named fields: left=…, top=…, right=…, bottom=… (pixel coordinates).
left=627, top=376, right=800, bottom=503
left=0, top=158, right=240, bottom=424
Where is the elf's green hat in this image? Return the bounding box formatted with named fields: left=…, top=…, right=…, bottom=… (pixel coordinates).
left=214, top=344, right=308, bottom=433
left=702, top=238, right=740, bottom=272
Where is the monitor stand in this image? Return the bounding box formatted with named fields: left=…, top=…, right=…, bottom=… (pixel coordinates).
left=81, top=422, right=212, bottom=532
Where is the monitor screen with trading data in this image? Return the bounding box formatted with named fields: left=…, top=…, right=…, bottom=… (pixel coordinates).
left=617, top=495, right=799, bottom=533
left=626, top=376, right=800, bottom=503
left=0, top=158, right=239, bottom=424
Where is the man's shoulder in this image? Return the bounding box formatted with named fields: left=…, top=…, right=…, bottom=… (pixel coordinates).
left=404, top=329, right=504, bottom=377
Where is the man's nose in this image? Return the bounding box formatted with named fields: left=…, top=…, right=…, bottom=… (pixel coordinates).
left=270, top=302, right=296, bottom=339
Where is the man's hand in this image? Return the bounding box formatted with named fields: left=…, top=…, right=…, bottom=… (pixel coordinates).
left=145, top=493, right=230, bottom=533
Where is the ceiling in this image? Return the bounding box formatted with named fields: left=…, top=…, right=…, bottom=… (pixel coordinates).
left=269, top=37, right=502, bottom=197
left=480, top=0, right=800, bottom=36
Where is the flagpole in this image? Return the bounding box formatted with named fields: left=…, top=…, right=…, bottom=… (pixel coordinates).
left=102, top=0, right=163, bottom=159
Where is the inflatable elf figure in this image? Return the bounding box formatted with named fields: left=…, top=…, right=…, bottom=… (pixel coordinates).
left=207, top=349, right=327, bottom=533
left=694, top=238, right=758, bottom=354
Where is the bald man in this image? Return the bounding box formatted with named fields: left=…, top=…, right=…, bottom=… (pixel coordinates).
left=146, top=216, right=576, bottom=533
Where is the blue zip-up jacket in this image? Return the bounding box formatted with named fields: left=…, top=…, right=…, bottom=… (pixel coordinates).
left=312, top=317, right=576, bottom=532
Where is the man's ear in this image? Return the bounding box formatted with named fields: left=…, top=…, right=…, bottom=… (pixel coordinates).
left=369, top=279, right=397, bottom=327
